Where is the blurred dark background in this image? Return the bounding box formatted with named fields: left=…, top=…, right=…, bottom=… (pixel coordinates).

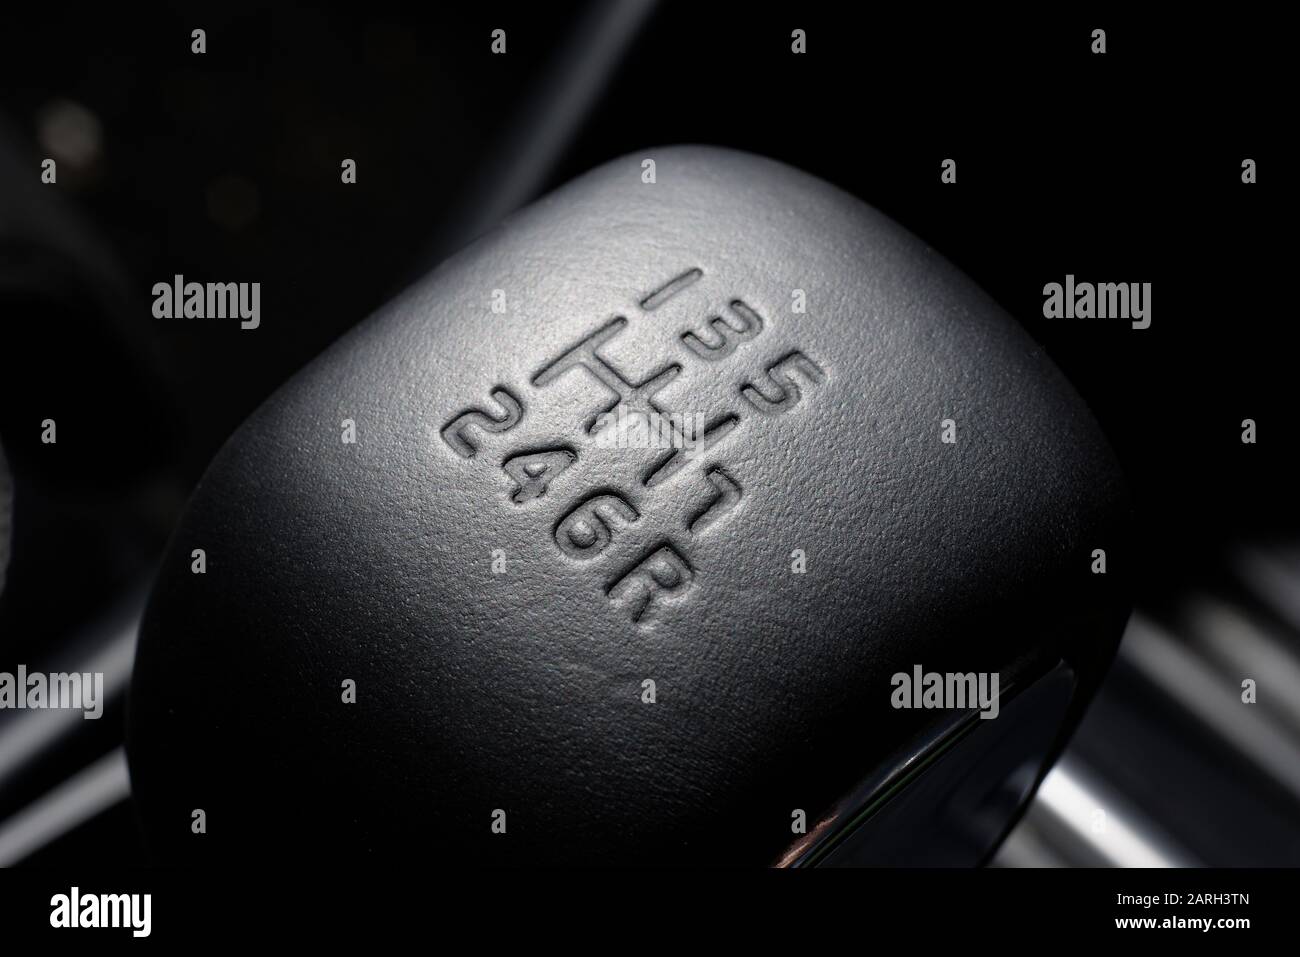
left=0, top=3, right=1294, bottom=865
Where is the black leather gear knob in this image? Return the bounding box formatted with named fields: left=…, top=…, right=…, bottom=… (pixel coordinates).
left=126, top=146, right=1129, bottom=866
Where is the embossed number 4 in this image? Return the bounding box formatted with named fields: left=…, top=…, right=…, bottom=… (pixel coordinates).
left=502, top=448, right=576, bottom=504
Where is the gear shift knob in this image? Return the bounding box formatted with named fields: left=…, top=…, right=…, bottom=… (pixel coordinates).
left=127, top=146, right=1129, bottom=865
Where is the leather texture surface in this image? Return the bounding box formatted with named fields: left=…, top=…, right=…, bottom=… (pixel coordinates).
left=127, top=147, right=1130, bottom=865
